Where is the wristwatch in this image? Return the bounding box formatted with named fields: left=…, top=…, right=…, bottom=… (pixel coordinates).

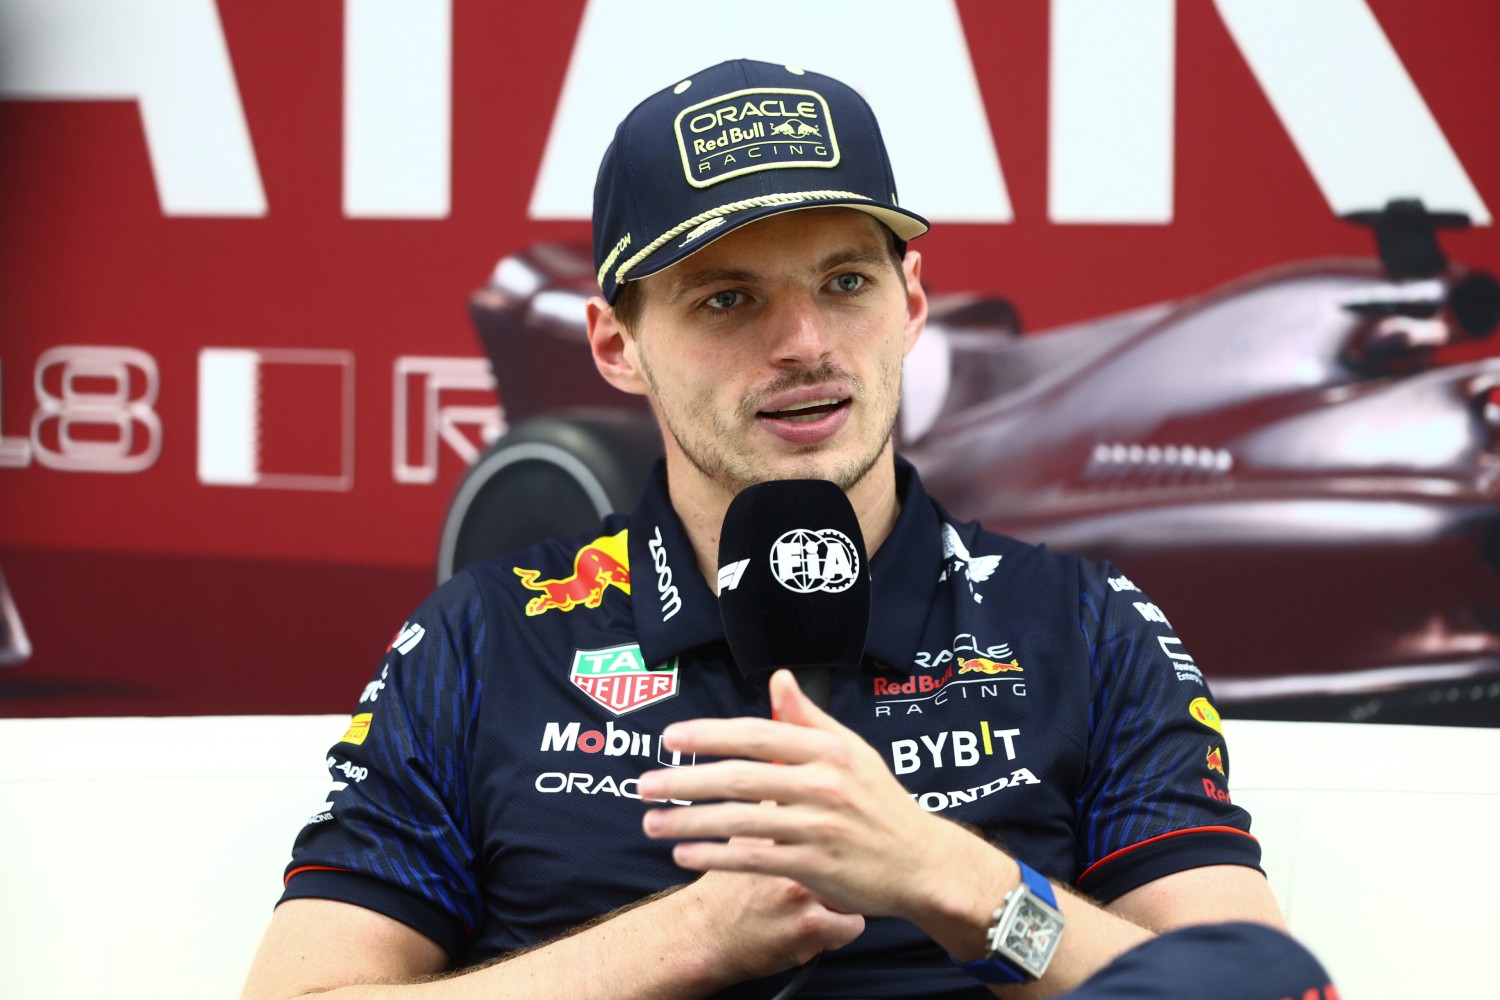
left=950, top=860, right=1066, bottom=984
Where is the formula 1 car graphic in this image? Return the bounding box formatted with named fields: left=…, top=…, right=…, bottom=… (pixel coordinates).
left=0, top=568, right=31, bottom=668
left=446, top=201, right=1500, bottom=725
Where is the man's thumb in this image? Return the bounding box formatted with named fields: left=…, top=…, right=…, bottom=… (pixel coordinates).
left=769, top=669, right=834, bottom=728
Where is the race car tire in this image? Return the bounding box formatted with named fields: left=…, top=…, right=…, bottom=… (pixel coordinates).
left=437, top=409, right=661, bottom=583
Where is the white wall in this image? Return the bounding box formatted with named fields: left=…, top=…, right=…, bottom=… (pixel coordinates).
left=1, top=715, right=1494, bottom=999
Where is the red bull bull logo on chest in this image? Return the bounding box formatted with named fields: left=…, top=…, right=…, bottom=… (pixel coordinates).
left=957, top=656, right=1023, bottom=675
left=514, top=531, right=631, bottom=616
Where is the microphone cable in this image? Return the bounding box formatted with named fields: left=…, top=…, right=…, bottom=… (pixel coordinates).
left=769, top=953, right=819, bottom=1000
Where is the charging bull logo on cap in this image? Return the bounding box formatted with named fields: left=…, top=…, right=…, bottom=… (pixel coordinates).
left=675, top=87, right=839, bottom=188
left=515, top=531, right=631, bottom=616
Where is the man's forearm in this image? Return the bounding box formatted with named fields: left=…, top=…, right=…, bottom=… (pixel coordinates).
left=250, top=867, right=862, bottom=1000
left=286, top=889, right=732, bottom=1000
left=904, top=828, right=1286, bottom=998
left=892, top=822, right=1150, bottom=998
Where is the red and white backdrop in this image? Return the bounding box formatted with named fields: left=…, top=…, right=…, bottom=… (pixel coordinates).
left=1, top=0, right=1496, bottom=716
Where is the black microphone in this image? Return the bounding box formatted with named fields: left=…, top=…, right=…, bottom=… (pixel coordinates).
left=717, top=480, right=871, bottom=711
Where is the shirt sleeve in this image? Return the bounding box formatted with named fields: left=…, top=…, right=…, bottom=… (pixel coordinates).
left=1071, top=560, right=1262, bottom=903
left=279, top=570, right=490, bottom=957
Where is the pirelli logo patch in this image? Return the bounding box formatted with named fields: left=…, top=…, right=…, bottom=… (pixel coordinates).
left=675, top=87, right=839, bottom=188
left=340, top=713, right=373, bottom=746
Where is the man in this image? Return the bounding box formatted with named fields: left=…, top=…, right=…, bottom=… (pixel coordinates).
left=242, top=60, right=1331, bottom=999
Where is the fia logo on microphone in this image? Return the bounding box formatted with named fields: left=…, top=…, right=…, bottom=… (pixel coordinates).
left=769, top=529, right=860, bottom=594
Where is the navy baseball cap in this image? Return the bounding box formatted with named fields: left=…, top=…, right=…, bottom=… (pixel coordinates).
left=592, top=59, right=930, bottom=303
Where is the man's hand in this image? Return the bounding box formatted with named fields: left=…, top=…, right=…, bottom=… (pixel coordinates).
left=639, top=669, right=954, bottom=919
left=673, top=857, right=865, bottom=981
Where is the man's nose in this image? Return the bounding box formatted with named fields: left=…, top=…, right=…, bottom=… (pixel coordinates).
left=768, top=295, right=834, bottom=368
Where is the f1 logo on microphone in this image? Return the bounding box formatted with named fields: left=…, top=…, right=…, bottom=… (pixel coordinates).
left=717, top=559, right=749, bottom=592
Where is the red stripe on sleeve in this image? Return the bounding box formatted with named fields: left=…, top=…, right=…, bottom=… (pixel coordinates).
left=284, top=864, right=353, bottom=886
left=1076, top=825, right=1258, bottom=886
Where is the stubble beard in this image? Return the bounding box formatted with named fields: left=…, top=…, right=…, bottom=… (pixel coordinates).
left=640, top=354, right=902, bottom=497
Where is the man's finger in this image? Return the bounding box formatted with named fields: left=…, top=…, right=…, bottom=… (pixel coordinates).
left=643, top=801, right=819, bottom=843
left=769, top=669, right=841, bottom=732
left=639, top=759, right=832, bottom=805
left=668, top=837, right=818, bottom=878
left=659, top=716, right=836, bottom=764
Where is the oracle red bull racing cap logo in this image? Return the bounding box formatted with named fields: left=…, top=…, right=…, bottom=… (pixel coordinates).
left=571, top=643, right=680, bottom=716
left=675, top=87, right=839, bottom=188
left=514, top=531, right=631, bottom=616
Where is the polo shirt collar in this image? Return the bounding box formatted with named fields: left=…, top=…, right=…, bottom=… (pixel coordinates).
left=628, top=464, right=725, bottom=667
left=865, top=457, right=944, bottom=674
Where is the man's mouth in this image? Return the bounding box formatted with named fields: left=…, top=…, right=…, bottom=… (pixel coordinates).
left=758, top=397, right=850, bottom=423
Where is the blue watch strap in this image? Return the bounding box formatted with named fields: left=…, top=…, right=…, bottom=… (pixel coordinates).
left=949, top=860, right=1057, bottom=984
left=950, top=950, right=1027, bottom=984
left=1017, top=859, right=1057, bottom=906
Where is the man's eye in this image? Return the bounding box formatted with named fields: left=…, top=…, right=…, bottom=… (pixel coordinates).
left=705, top=290, right=744, bottom=310
left=831, top=273, right=866, bottom=293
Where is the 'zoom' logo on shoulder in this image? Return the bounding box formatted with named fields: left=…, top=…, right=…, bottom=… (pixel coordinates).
left=649, top=526, right=681, bottom=622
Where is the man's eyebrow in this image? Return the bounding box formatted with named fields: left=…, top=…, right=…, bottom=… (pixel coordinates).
left=813, top=246, right=896, bottom=275
left=666, top=267, right=760, bottom=304
left=665, top=242, right=896, bottom=304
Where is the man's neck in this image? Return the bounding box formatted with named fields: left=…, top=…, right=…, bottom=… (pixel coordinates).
left=665, top=449, right=903, bottom=590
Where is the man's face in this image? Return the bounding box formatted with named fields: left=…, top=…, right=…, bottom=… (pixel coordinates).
left=621, top=207, right=924, bottom=496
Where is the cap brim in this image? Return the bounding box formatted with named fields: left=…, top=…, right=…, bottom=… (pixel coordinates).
left=619, top=197, right=930, bottom=288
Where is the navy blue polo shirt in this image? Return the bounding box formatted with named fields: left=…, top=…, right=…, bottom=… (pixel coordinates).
left=281, top=458, right=1260, bottom=998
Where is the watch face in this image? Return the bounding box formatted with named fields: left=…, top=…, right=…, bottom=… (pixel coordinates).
left=1001, top=895, right=1064, bottom=975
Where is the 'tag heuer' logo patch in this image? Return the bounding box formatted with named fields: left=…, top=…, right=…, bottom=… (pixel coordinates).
left=514, top=531, right=631, bottom=616
left=675, top=87, right=839, bottom=188
left=571, top=643, right=679, bottom=716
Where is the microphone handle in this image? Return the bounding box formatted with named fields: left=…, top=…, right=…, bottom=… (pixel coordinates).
left=792, top=666, right=831, bottom=713
left=773, top=666, right=829, bottom=1000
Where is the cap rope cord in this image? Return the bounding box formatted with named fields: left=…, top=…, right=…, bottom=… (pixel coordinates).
left=613, top=189, right=874, bottom=288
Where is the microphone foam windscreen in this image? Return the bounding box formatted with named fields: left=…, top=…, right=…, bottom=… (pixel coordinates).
left=717, top=479, right=871, bottom=681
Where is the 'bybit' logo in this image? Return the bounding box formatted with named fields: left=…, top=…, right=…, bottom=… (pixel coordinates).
left=890, top=723, right=1020, bottom=775
left=675, top=87, right=838, bottom=188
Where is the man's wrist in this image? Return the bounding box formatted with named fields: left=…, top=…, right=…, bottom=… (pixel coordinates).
left=950, top=860, right=1066, bottom=984
left=903, top=825, right=1024, bottom=961
left=662, top=879, right=751, bottom=990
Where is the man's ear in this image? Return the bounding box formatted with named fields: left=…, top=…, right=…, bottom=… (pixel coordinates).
left=586, top=295, right=649, bottom=396
left=901, top=250, right=929, bottom=357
